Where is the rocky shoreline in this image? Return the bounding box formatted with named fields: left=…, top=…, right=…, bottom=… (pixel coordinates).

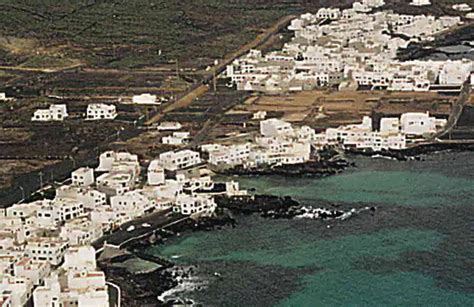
left=218, top=159, right=351, bottom=177
left=346, top=141, right=474, bottom=161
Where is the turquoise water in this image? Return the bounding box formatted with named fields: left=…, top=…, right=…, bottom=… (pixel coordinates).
left=148, top=153, right=474, bottom=306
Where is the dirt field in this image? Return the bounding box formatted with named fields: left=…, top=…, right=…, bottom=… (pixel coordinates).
left=227, top=90, right=455, bottom=131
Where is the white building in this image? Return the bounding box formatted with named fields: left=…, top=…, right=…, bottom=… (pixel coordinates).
left=13, top=257, right=50, bottom=287
left=0, top=217, right=33, bottom=245
left=96, top=151, right=139, bottom=174
left=452, top=3, right=471, bottom=11
left=159, top=150, right=201, bottom=171
left=400, top=112, right=446, bottom=136
left=33, top=271, right=109, bottom=307
left=96, top=172, right=135, bottom=196
left=162, top=132, right=190, bottom=145
left=32, top=273, right=61, bottom=307
left=439, top=61, right=472, bottom=85
left=207, top=143, right=252, bottom=166
left=362, top=0, right=385, bottom=8
left=173, top=195, right=216, bottom=216
left=325, top=116, right=407, bottom=151
left=110, top=190, right=155, bottom=220
left=60, top=217, right=103, bottom=246
left=71, top=167, right=94, bottom=187
left=89, top=207, right=119, bottom=232
left=147, top=160, right=165, bottom=186
left=133, top=93, right=158, bottom=105
left=55, top=186, right=106, bottom=210
left=157, top=122, right=182, bottom=131
left=250, top=140, right=311, bottom=166
left=25, top=237, right=69, bottom=266
left=36, top=198, right=85, bottom=228
left=380, top=118, right=401, bottom=133
left=410, top=0, right=431, bottom=6
left=63, top=246, right=97, bottom=272
left=6, top=202, right=41, bottom=221
left=0, top=276, right=32, bottom=307
left=316, top=8, right=341, bottom=20
left=253, top=111, right=267, bottom=120
left=32, top=105, right=68, bottom=122
left=95, top=151, right=140, bottom=195
left=86, top=103, right=117, bottom=120
left=260, top=118, right=294, bottom=137
left=227, top=8, right=470, bottom=94
left=0, top=93, right=13, bottom=102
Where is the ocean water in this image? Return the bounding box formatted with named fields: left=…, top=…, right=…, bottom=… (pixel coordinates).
left=147, top=151, right=474, bottom=306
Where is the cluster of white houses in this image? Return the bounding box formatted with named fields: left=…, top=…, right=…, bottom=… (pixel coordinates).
left=202, top=113, right=447, bottom=168
left=202, top=118, right=316, bottom=168
left=32, top=103, right=117, bottom=122
left=321, top=112, right=447, bottom=151
left=226, top=3, right=473, bottom=93
left=0, top=147, right=248, bottom=306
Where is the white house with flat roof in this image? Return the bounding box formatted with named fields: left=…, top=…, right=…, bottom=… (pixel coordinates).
left=33, top=271, right=109, bottom=307
left=55, top=185, right=106, bottom=210
left=173, top=195, right=216, bottom=216
left=207, top=143, right=252, bottom=166
left=0, top=217, right=33, bottom=245
left=13, top=257, right=50, bottom=287
left=110, top=190, right=155, bottom=220
left=410, top=0, right=431, bottom=6
left=159, top=150, right=201, bottom=171
left=63, top=246, right=96, bottom=272
left=89, top=207, right=119, bottom=232
left=60, top=217, right=103, bottom=246
left=147, top=160, right=165, bottom=186
left=162, top=132, right=190, bottom=145
left=36, top=198, right=85, bottom=228
left=0, top=93, right=13, bottom=102
left=380, top=118, right=401, bottom=133
left=96, top=172, right=135, bottom=196
left=133, top=93, right=158, bottom=104
left=96, top=151, right=139, bottom=174
left=260, top=118, right=294, bottom=137
left=32, top=105, right=68, bottom=122
left=71, top=167, right=94, bottom=187
left=25, top=237, right=69, bottom=266
left=6, top=202, right=41, bottom=221
left=157, top=121, right=182, bottom=131
left=316, top=8, right=341, bottom=19
left=0, top=276, right=32, bottom=307
left=86, top=103, right=117, bottom=120
left=400, top=112, right=446, bottom=136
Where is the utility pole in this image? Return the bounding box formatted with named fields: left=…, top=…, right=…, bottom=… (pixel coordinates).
left=19, top=186, right=25, bottom=201
left=213, top=66, right=217, bottom=93
left=38, top=171, right=44, bottom=190
left=175, top=58, right=180, bottom=79
left=213, top=59, right=219, bottom=93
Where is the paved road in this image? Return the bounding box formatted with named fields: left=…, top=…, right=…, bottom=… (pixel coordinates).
left=93, top=208, right=185, bottom=248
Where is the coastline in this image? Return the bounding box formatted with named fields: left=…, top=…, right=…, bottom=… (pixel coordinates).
left=96, top=142, right=474, bottom=306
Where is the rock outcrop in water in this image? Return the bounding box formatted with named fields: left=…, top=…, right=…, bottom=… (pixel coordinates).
left=219, top=160, right=350, bottom=176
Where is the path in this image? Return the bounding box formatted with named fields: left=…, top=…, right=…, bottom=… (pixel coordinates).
left=430, top=79, right=472, bottom=140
